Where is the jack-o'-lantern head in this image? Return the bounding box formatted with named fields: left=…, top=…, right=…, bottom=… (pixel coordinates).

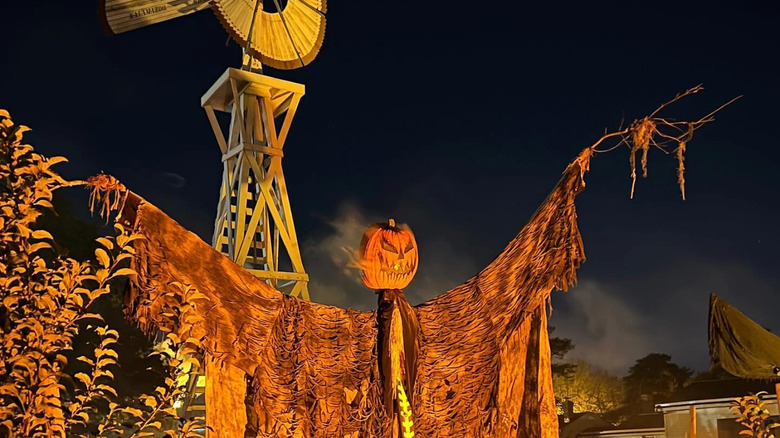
left=359, top=219, right=418, bottom=290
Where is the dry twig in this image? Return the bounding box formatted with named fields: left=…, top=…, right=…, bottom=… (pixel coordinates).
left=588, top=85, right=740, bottom=199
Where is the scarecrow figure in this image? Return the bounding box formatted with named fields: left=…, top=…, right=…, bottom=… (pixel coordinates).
left=89, top=150, right=590, bottom=438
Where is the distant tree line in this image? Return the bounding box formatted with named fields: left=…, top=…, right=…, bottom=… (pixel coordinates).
left=551, top=328, right=729, bottom=424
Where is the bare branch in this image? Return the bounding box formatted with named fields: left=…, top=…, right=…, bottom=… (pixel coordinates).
left=649, top=84, right=704, bottom=118
left=581, top=85, right=738, bottom=200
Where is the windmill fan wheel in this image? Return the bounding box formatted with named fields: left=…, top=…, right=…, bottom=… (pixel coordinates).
left=211, top=0, right=327, bottom=70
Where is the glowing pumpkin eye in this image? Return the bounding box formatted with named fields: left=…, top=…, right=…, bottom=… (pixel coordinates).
left=403, top=241, right=415, bottom=253
left=381, top=241, right=397, bottom=253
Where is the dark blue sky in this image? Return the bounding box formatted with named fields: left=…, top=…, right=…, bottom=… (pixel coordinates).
left=2, top=1, right=779, bottom=374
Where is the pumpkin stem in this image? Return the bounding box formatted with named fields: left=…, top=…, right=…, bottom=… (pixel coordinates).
left=388, top=219, right=396, bottom=227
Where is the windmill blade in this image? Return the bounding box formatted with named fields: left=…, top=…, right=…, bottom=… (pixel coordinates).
left=211, top=0, right=327, bottom=70
left=99, top=0, right=210, bottom=35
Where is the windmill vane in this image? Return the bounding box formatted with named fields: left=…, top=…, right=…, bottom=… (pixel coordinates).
left=99, top=0, right=327, bottom=70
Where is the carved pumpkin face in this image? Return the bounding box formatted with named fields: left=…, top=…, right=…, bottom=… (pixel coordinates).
left=359, top=219, right=418, bottom=290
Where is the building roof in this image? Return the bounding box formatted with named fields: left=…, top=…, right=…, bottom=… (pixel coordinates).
left=668, top=378, right=777, bottom=403
left=559, top=412, right=599, bottom=427
left=618, top=413, right=664, bottom=429
left=560, top=413, right=613, bottom=438
left=578, top=413, right=664, bottom=436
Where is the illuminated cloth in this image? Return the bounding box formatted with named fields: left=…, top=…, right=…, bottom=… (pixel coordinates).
left=104, top=152, right=592, bottom=437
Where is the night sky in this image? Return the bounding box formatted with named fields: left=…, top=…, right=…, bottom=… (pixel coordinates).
left=3, top=1, right=779, bottom=375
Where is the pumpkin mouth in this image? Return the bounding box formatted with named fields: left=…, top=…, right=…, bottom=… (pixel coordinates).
left=377, top=252, right=415, bottom=275
left=381, top=260, right=415, bottom=275
left=376, top=269, right=414, bottom=285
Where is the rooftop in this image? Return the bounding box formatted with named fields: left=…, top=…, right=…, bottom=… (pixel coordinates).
left=668, top=378, right=778, bottom=403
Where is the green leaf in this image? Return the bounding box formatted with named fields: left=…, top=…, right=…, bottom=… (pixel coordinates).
left=29, top=242, right=53, bottom=253
left=34, top=199, right=54, bottom=209
left=97, top=358, right=117, bottom=368
left=101, top=349, right=119, bottom=359
left=122, top=407, right=144, bottom=418
left=96, top=237, right=114, bottom=250
left=55, top=354, right=68, bottom=366
left=74, top=373, right=91, bottom=387
left=97, top=369, right=115, bottom=380
left=31, top=230, right=53, bottom=240
left=77, top=313, right=104, bottom=322
left=95, top=248, right=110, bottom=268
left=111, top=268, right=136, bottom=279
left=96, top=384, right=117, bottom=397
left=45, top=156, right=68, bottom=166
left=144, top=397, right=158, bottom=409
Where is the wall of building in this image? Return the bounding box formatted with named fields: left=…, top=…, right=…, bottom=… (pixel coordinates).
left=660, top=397, right=779, bottom=438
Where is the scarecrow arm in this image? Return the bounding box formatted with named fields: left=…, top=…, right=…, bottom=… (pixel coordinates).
left=90, top=178, right=389, bottom=433
left=473, top=154, right=586, bottom=334
left=90, top=177, right=286, bottom=375
left=410, top=153, right=589, bottom=436
left=416, top=151, right=590, bottom=339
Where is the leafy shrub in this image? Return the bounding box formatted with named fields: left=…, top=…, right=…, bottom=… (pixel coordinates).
left=0, top=110, right=203, bottom=437
left=732, top=392, right=780, bottom=438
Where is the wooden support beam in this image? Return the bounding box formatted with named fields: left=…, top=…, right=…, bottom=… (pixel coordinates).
left=234, top=155, right=249, bottom=249
left=252, top=96, right=264, bottom=143
left=775, top=384, right=780, bottom=423
left=260, top=95, right=279, bottom=148
left=245, top=269, right=309, bottom=282
left=264, top=205, right=274, bottom=272
left=221, top=143, right=283, bottom=162
left=236, top=193, right=267, bottom=267
left=204, top=105, right=228, bottom=154
left=229, top=79, right=248, bottom=146
left=245, top=94, right=256, bottom=143
left=277, top=94, right=301, bottom=148
left=272, top=92, right=294, bottom=118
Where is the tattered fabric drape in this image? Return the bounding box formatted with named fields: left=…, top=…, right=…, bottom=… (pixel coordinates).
left=102, top=150, right=593, bottom=437
left=709, top=294, right=780, bottom=380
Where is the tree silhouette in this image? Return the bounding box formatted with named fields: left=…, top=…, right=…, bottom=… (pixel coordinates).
left=623, top=353, right=692, bottom=413
left=549, top=326, right=576, bottom=378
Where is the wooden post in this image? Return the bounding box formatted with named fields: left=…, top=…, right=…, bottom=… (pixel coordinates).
left=689, top=405, right=697, bottom=438
left=775, top=383, right=780, bottom=418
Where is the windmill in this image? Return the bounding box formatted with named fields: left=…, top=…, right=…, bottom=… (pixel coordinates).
left=99, top=1, right=326, bottom=434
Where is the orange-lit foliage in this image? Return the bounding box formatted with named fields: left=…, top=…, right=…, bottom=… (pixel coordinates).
left=359, top=219, right=419, bottom=290
left=731, top=392, right=780, bottom=438
left=0, top=110, right=203, bottom=437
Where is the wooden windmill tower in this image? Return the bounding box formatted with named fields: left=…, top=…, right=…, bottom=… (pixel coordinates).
left=100, top=0, right=327, bottom=433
